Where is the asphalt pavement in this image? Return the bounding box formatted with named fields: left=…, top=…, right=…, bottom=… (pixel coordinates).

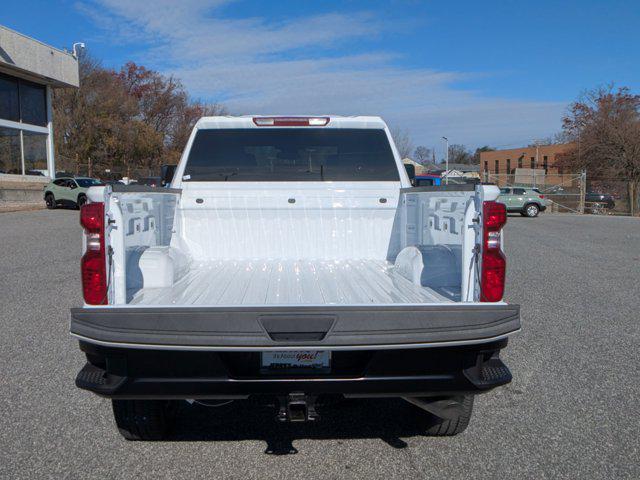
left=0, top=209, right=638, bottom=479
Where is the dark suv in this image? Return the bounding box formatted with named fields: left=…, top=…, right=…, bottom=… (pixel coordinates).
left=585, top=192, right=615, bottom=209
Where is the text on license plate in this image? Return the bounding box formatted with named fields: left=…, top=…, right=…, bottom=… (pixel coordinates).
left=261, top=350, right=331, bottom=369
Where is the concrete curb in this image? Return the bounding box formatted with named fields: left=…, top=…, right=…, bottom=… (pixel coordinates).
left=0, top=203, right=46, bottom=213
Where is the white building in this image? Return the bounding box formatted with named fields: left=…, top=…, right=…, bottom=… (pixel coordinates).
left=0, top=25, right=79, bottom=182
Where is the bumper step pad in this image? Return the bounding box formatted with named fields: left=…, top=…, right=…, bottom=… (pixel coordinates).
left=76, top=363, right=126, bottom=395
left=464, top=358, right=512, bottom=389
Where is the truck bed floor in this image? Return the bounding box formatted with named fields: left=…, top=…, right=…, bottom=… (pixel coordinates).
left=129, top=259, right=452, bottom=306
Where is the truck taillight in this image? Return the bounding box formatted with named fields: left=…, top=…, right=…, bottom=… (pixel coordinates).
left=480, top=201, right=507, bottom=302
left=80, top=202, right=107, bottom=305
left=253, top=117, right=330, bottom=126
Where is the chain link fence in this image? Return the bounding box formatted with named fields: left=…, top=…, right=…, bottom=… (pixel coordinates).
left=54, top=156, right=637, bottom=215
left=584, top=177, right=636, bottom=216
left=484, top=171, right=634, bottom=215
left=55, top=156, right=161, bottom=182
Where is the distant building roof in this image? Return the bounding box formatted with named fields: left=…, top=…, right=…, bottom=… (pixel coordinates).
left=403, top=158, right=435, bottom=175
left=420, top=163, right=440, bottom=171
left=447, top=163, right=480, bottom=172
left=478, top=143, right=575, bottom=161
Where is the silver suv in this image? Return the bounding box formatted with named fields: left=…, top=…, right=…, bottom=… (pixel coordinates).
left=498, top=187, right=547, bottom=217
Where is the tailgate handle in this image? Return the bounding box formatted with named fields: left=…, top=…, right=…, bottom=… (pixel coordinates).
left=259, top=315, right=335, bottom=342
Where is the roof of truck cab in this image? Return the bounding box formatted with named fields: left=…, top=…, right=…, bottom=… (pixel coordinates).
left=195, top=115, right=388, bottom=130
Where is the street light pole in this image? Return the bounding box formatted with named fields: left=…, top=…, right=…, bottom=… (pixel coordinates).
left=442, top=136, right=449, bottom=185
left=534, top=140, right=540, bottom=188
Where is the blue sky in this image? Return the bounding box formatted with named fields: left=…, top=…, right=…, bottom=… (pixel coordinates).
left=2, top=0, right=639, bottom=154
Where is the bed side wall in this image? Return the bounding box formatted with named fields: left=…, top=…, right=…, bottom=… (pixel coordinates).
left=388, top=189, right=477, bottom=300
left=107, top=191, right=180, bottom=304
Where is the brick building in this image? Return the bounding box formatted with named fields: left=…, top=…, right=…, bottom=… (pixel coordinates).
left=479, top=143, right=575, bottom=178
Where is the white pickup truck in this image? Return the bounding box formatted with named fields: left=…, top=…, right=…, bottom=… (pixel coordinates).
left=71, top=115, right=520, bottom=440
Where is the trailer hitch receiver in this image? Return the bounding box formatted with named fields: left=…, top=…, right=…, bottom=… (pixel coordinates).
left=277, top=393, right=319, bottom=422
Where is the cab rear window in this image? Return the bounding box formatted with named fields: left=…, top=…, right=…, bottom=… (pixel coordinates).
left=183, top=129, right=400, bottom=182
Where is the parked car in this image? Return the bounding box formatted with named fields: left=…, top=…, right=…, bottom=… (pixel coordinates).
left=43, top=177, right=104, bottom=209
left=413, top=174, right=441, bottom=187
left=498, top=187, right=547, bottom=217
left=71, top=115, right=519, bottom=440
left=137, top=176, right=162, bottom=187
left=585, top=191, right=615, bottom=209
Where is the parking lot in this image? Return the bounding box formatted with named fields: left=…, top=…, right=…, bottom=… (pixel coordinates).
left=0, top=210, right=638, bottom=479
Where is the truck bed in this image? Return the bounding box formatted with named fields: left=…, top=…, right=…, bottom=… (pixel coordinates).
left=129, top=259, right=453, bottom=306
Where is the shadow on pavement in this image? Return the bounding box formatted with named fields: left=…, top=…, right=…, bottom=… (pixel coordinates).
left=169, top=397, right=438, bottom=454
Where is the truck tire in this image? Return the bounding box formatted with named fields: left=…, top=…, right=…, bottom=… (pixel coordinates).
left=521, top=203, right=540, bottom=217
left=423, top=395, right=474, bottom=436
left=112, top=400, right=177, bottom=441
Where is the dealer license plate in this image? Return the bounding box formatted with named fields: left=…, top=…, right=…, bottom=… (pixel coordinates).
left=261, top=351, right=331, bottom=370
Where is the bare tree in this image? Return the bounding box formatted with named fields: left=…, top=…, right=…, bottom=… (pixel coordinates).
left=53, top=53, right=144, bottom=176
left=530, top=132, right=572, bottom=146
left=472, top=146, right=494, bottom=164
left=53, top=52, right=229, bottom=178
left=413, top=146, right=432, bottom=163
left=561, top=85, right=640, bottom=215
left=448, top=144, right=474, bottom=165
left=390, top=127, right=414, bottom=159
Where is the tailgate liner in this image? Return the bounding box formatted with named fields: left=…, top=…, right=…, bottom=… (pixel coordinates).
left=71, top=304, right=520, bottom=349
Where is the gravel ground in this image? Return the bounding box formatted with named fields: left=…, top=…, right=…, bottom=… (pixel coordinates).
left=0, top=210, right=638, bottom=479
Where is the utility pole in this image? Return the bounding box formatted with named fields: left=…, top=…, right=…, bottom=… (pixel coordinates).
left=579, top=169, right=586, bottom=214
left=442, top=136, right=449, bottom=185
left=534, top=141, right=540, bottom=188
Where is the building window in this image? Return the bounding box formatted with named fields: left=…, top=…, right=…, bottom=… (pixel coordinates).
left=0, top=73, right=47, bottom=126
left=543, top=155, right=548, bottom=173
left=0, top=72, right=50, bottom=176
left=518, top=157, right=523, bottom=169
left=23, top=131, right=48, bottom=174
left=0, top=127, right=22, bottom=174
left=0, top=75, right=20, bottom=122
left=484, top=160, right=488, bottom=173
left=506, top=159, right=511, bottom=174
left=19, top=81, right=47, bottom=127
left=530, top=157, right=535, bottom=169
left=494, top=160, right=499, bottom=174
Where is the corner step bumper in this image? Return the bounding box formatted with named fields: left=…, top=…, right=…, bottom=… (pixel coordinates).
left=75, top=341, right=513, bottom=399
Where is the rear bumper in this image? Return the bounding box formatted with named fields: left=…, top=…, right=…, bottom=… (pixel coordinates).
left=76, top=339, right=513, bottom=399
left=70, top=304, right=520, bottom=350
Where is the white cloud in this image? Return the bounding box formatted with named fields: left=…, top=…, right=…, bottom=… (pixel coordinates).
left=80, top=0, right=566, bottom=150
